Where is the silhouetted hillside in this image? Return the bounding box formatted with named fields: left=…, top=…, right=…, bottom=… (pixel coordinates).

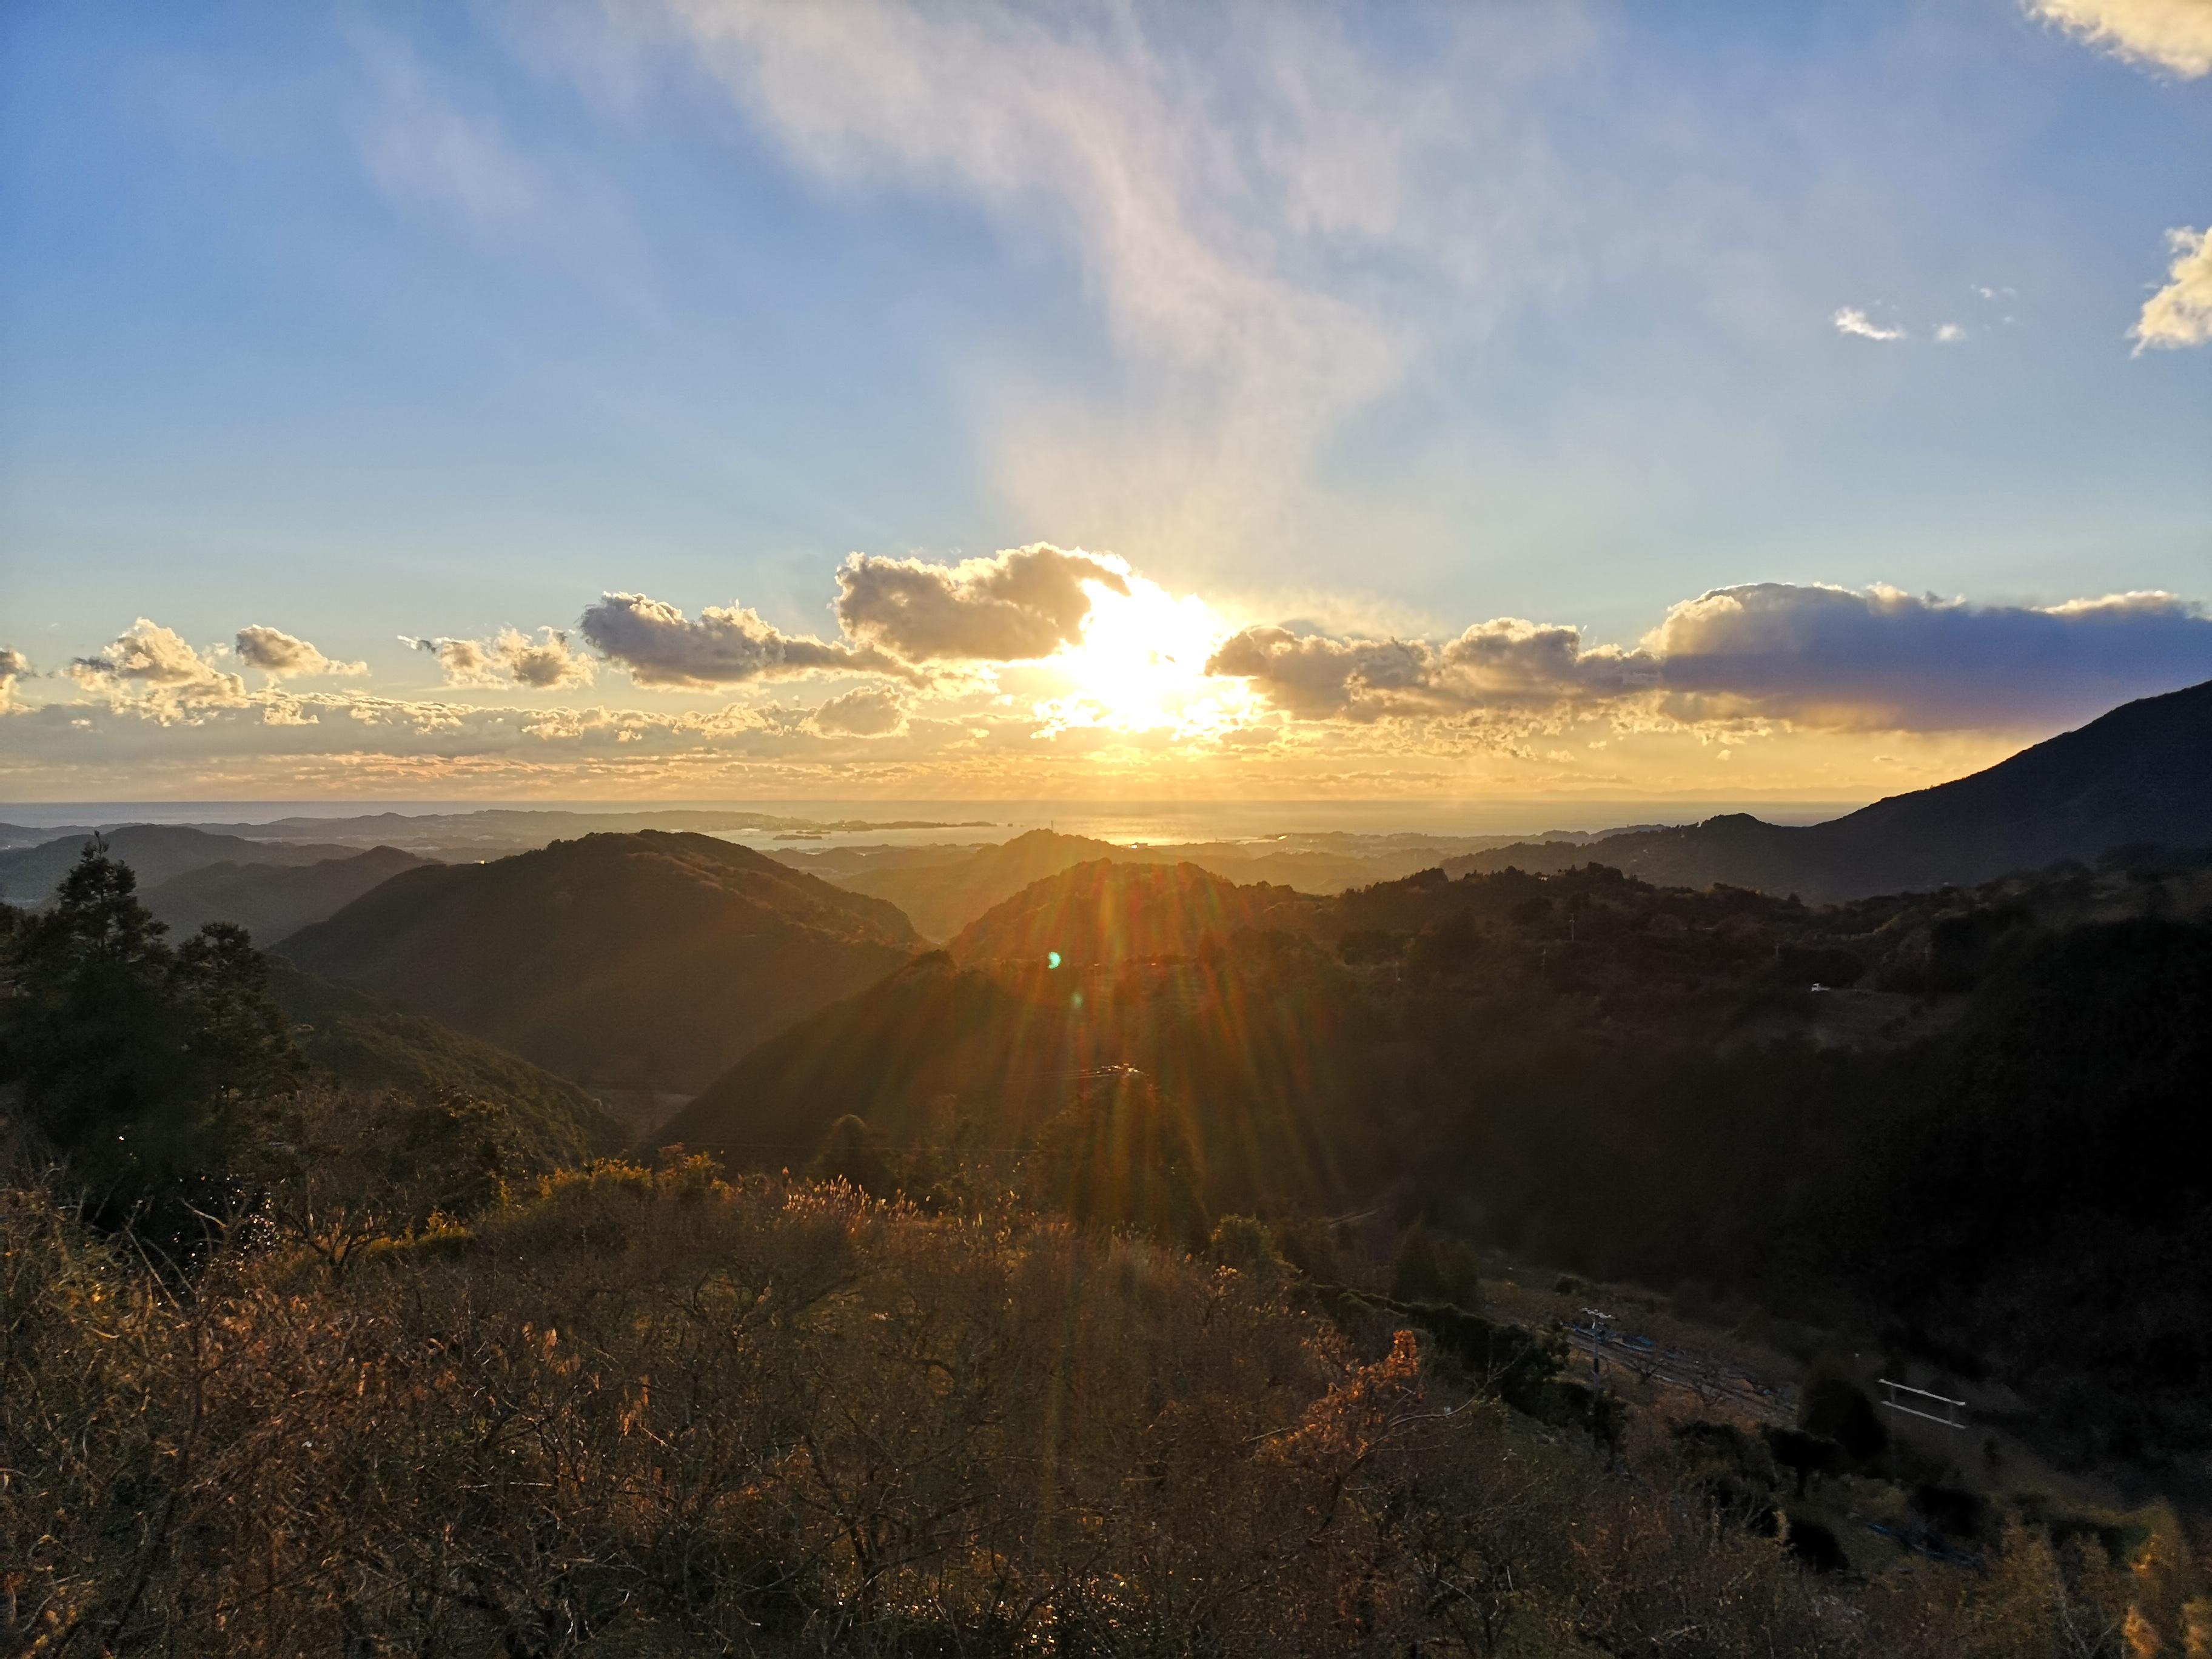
left=280, top=831, right=920, bottom=1091
left=836, top=830, right=1127, bottom=938
left=1445, top=678, right=2212, bottom=899
left=837, top=828, right=1524, bottom=939
left=266, top=960, right=626, bottom=1163
left=948, top=859, right=1322, bottom=964
left=0, top=825, right=363, bottom=903
left=660, top=938, right=1391, bottom=1214
left=141, top=846, right=429, bottom=943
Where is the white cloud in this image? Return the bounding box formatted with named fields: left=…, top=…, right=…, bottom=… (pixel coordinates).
left=618, top=2, right=1601, bottom=566
left=834, top=545, right=1130, bottom=662
left=1833, top=307, right=1906, bottom=342
left=1934, top=323, right=1966, bottom=343
left=234, top=625, right=367, bottom=680
left=0, top=648, right=28, bottom=716
left=2027, top=0, right=2212, bottom=77
left=409, top=627, right=595, bottom=690
left=2133, top=225, right=2212, bottom=352
left=577, top=593, right=911, bottom=688
left=67, top=620, right=249, bottom=725
left=353, top=33, right=543, bottom=226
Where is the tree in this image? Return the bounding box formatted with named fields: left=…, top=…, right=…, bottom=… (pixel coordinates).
left=0, top=842, right=300, bottom=1216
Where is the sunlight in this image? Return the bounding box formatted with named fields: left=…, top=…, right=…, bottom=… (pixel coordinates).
left=1033, top=577, right=1259, bottom=740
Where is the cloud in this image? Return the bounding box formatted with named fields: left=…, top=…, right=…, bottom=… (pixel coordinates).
left=66, top=620, right=249, bottom=725
left=1210, top=583, right=2212, bottom=734
left=0, top=648, right=28, bottom=716
left=409, top=627, right=595, bottom=689
left=834, top=544, right=1131, bottom=662
left=234, top=625, right=367, bottom=680
left=1647, top=583, right=2212, bottom=729
left=1206, top=618, right=1654, bottom=723
left=2132, top=226, right=2212, bottom=352
left=809, top=685, right=909, bottom=738
left=621, top=3, right=1606, bottom=565
left=1833, top=307, right=1906, bottom=342
left=2026, top=0, right=2212, bottom=76
left=1934, top=323, right=1966, bottom=343
left=353, top=32, right=544, bottom=226
left=578, top=592, right=912, bottom=688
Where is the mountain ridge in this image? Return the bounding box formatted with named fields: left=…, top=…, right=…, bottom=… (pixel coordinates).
left=1443, top=677, right=2212, bottom=899
left=280, top=830, right=921, bottom=1092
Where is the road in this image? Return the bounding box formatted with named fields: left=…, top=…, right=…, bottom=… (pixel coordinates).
left=1566, top=1323, right=1795, bottom=1427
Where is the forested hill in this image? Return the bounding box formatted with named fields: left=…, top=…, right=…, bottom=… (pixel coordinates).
left=1444, top=676, right=2212, bottom=899
left=141, top=846, right=428, bottom=944
left=280, top=830, right=920, bottom=1092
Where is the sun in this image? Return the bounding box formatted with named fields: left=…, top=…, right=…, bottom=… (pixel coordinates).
left=1034, top=577, right=1258, bottom=739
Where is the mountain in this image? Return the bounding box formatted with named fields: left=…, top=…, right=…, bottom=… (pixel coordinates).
left=266, top=960, right=626, bottom=1164
left=279, top=830, right=922, bottom=1092
left=141, top=846, right=429, bottom=944
left=1444, top=678, right=2212, bottom=900
left=0, top=825, right=364, bottom=904
left=948, top=859, right=1324, bottom=965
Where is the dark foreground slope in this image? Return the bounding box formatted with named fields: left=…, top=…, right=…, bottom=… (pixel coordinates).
left=1448, top=677, right=2212, bottom=899
left=281, top=831, right=920, bottom=1091
left=0, top=825, right=364, bottom=903
left=141, top=846, right=429, bottom=943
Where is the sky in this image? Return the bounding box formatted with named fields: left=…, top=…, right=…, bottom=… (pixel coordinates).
left=1, top=0, right=2207, bottom=807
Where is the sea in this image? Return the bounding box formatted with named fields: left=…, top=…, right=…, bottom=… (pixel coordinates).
left=0, top=797, right=1868, bottom=850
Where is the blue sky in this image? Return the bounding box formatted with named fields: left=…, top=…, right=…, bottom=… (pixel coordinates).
left=1, top=0, right=2207, bottom=803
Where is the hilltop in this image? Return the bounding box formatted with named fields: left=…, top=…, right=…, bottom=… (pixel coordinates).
left=280, top=830, right=920, bottom=1092
left=947, top=859, right=1321, bottom=964
left=1445, top=677, right=2212, bottom=899
left=834, top=826, right=1517, bottom=939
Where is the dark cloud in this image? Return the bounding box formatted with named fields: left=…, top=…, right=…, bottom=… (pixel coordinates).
left=1648, top=583, right=2212, bottom=730
left=578, top=593, right=913, bottom=688
left=235, top=625, right=366, bottom=679
left=1210, top=583, right=2212, bottom=733
left=834, top=544, right=1130, bottom=662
